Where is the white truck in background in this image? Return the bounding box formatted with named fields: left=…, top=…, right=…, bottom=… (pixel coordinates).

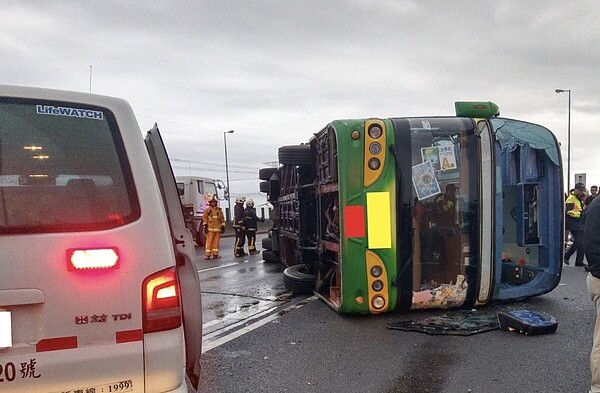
left=175, top=176, right=226, bottom=246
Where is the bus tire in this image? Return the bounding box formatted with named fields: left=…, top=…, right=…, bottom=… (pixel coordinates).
left=259, top=167, right=278, bottom=181
left=262, top=250, right=280, bottom=263
left=262, top=237, right=273, bottom=250
left=278, top=145, right=312, bottom=166
left=195, top=230, right=206, bottom=247
left=283, top=264, right=315, bottom=295
left=259, top=181, right=270, bottom=193
left=269, top=209, right=280, bottom=221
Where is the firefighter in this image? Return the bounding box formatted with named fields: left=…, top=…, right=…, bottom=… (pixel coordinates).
left=202, top=194, right=225, bottom=260
left=434, top=183, right=459, bottom=228
left=244, top=199, right=265, bottom=255
left=233, top=196, right=248, bottom=257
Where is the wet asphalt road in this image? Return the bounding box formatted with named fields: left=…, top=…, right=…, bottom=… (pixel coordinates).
left=197, top=234, right=289, bottom=343
left=194, top=241, right=594, bottom=393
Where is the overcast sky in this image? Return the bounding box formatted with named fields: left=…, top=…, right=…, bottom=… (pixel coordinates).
left=2, top=1, right=599, bottom=202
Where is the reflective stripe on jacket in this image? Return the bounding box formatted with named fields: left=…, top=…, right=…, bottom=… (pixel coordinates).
left=202, top=206, right=225, bottom=231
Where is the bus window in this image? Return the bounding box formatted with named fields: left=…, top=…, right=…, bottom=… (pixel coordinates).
left=403, top=119, right=478, bottom=310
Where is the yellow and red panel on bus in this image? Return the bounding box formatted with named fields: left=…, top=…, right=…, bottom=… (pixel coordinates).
left=336, top=118, right=397, bottom=313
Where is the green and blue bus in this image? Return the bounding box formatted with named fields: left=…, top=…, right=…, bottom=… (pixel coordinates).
left=259, top=102, right=563, bottom=314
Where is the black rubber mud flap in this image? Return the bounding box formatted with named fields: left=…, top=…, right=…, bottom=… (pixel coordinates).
left=262, top=237, right=273, bottom=250
left=262, top=249, right=279, bottom=263
left=283, top=264, right=315, bottom=295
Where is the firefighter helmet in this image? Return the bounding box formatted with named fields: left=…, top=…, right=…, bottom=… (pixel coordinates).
left=208, top=194, right=218, bottom=204
left=235, top=196, right=246, bottom=204
left=246, top=199, right=254, bottom=208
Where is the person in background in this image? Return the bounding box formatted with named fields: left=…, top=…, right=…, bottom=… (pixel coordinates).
left=244, top=199, right=265, bottom=255
left=202, top=194, right=225, bottom=260
left=564, top=182, right=587, bottom=266
left=586, top=185, right=599, bottom=209
left=434, top=183, right=459, bottom=227
left=584, top=194, right=600, bottom=393
left=233, top=196, right=248, bottom=257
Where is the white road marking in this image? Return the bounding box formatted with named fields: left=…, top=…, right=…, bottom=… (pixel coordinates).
left=197, top=259, right=251, bottom=272
left=202, top=319, right=224, bottom=329
left=201, top=299, right=277, bottom=330
left=202, top=304, right=278, bottom=331
left=202, top=295, right=317, bottom=353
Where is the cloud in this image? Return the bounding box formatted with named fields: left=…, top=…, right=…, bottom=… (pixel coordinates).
left=2, top=0, right=600, bottom=194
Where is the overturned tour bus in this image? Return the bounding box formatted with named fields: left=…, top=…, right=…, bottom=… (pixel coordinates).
left=259, top=102, right=564, bottom=314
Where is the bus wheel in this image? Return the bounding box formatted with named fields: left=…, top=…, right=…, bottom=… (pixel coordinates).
left=278, top=145, right=312, bottom=166
left=262, top=249, right=280, bottom=263
left=259, top=167, right=277, bottom=181
left=195, top=231, right=206, bottom=247
left=259, top=181, right=270, bottom=193
left=283, top=264, right=315, bottom=295
left=262, top=237, right=273, bottom=250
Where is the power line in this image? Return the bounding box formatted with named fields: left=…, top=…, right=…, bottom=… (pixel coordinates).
left=171, top=163, right=261, bottom=176
left=171, top=166, right=259, bottom=176
left=172, top=166, right=258, bottom=175
left=171, top=157, right=261, bottom=170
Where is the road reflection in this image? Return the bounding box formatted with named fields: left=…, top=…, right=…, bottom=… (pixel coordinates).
left=198, top=235, right=291, bottom=349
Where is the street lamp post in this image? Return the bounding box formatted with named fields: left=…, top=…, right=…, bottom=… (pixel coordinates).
left=555, top=89, right=571, bottom=192
left=223, top=130, right=234, bottom=221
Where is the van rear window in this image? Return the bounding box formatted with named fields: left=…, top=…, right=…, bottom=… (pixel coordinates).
left=0, top=99, right=140, bottom=233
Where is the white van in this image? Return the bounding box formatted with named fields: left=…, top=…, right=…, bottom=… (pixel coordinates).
left=0, top=85, right=202, bottom=392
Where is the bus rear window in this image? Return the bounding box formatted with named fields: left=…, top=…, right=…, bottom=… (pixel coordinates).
left=0, top=99, right=140, bottom=233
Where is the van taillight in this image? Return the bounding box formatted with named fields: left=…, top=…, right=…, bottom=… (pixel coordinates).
left=67, top=248, right=119, bottom=270
left=142, top=267, right=182, bottom=333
